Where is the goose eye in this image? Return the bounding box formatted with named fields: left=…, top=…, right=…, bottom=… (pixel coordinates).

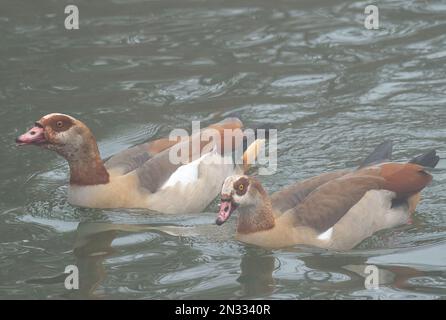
left=238, top=184, right=244, bottom=191
left=56, top=121, right=63, bottom=128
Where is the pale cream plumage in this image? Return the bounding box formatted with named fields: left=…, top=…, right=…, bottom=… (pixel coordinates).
left=17, top=113, right=265, bottom=213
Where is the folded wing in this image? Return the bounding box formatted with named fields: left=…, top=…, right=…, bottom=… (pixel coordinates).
left=291, top=163, right=433, bottom=232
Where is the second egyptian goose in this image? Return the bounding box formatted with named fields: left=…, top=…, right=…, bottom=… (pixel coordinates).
left=215, top=142, right=439, bottom=250
left=16, top=113, right=265, bottom=213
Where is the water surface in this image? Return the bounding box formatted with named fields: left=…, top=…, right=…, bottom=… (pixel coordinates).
left=0, top=0, right=445, bottom=299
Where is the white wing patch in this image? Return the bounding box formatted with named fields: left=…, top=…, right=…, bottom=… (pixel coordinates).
left=317, top=227, right=333, bottom=241
left=161, top=152, right=209, bottom=190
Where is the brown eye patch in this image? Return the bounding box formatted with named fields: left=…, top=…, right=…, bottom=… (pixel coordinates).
left=234, top=177, right=249, bottom=196
left=48, top=116, right=74, bottom=132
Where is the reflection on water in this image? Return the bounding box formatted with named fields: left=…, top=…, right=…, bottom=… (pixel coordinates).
left=0, top=0, right=445, bottom=299
left=17, top=219, right=446, bottom=299
left=238, top=249, right=276, bottom=297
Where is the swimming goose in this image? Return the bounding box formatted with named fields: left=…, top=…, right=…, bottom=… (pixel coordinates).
left=16, top=113, right=265, bottom=213
left=215, top=142, right=439, bottom=250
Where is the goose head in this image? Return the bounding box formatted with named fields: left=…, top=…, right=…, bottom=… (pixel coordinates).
left=16, top=113, right=98, bottom=162
left=216, top=175, right=267, bottom=225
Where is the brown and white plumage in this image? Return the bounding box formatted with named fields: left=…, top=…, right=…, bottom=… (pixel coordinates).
left=216, top=142, right=439, bottom=250
left=16, top=113, right=265, bottom=213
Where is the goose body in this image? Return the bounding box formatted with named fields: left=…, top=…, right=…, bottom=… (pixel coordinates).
left=67, top=151, right=238, bottom=212
left=216, top=142, right=439, bottom=250
left=17, top=113, right=264, bottom=213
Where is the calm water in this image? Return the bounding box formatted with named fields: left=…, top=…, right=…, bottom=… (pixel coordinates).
left=1, top=0, right=445, bottom=299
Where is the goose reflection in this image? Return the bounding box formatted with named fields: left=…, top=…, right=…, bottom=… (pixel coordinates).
left=65, top=220, right=200, bottom=299
left=237, top=248, right=276, bottom=297
left=235, top=245, right=440, bottom=298
left=63, top=220, right=442, bottom=299
left=69, top=221, right=118, bottom=299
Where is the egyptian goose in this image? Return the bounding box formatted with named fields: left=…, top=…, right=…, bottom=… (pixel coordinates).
left=215, top=142, right=439, bottom=250
left=16, top=113, right=265, bottom=213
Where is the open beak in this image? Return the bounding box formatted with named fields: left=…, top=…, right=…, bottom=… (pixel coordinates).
left=16, top=125, right=47, bottom=146
left=216, top=197, right=237, bottom=226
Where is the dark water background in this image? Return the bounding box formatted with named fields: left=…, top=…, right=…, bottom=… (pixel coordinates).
left=0, top=0, right=445, bottom=299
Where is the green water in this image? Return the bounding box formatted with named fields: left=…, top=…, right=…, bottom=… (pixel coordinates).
left=0, top=0, right=445, bottom=299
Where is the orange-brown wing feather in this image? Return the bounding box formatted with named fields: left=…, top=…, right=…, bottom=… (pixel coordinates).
left=132, top=118, right=246, bottom=193
left=105, top=139, right=177, bottom=174
left=380, top=163, right=433, bottom=197
left=207, top=118, right=244, bottom=156
left=106, top=117, right=244, bottom=174
left=291, top=163, right=434, bottom=232
left=146, top=137, right=181, bottom=155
